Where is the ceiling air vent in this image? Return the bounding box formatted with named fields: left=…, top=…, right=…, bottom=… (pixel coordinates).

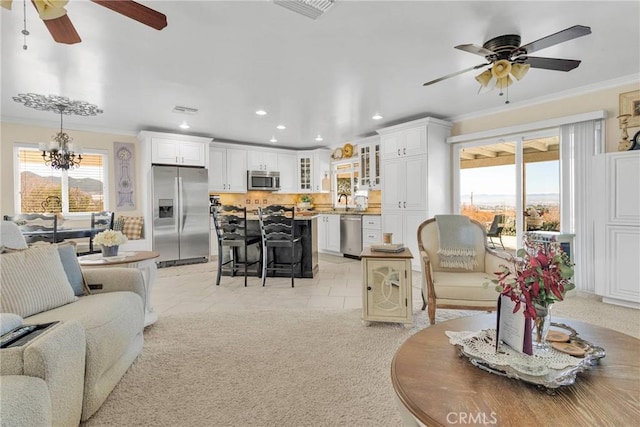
left=172, top=106, right=199, bottom=114
left=274, top=0, right=335, bottom=20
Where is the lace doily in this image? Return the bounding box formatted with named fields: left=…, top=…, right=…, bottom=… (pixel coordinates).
left=446, top=329, right=583, bottom=377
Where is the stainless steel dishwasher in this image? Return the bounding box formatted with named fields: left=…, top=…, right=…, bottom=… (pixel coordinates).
left=340, top=214, right=362, bottom=258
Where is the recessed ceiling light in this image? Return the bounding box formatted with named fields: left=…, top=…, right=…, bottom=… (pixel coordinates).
left=315, top=135, right=323, bottom=142
left=256, top=110, right=267, bottom=116
left=269, top=136, right=278, bottom=143
left=372, top=114, right=383, bottom=120
left=276, top=125, right=286, bottom=130
left=179, top=122, right=190, bottom=129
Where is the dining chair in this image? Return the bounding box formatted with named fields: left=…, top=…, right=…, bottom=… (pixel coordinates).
left=486, top=214, right=505, bottom=249
left=417, top=215, right=512, bottom=325
left=89, top=211, right=115, bottom=253
left=212, top=205, right=262, bottom=287
left=3, top=213, right=59, bottom=244
left=258, top=205, right=302, bottom=287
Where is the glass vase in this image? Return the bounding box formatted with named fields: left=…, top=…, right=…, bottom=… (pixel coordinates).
left=532, top=303, right=553, bottom=350
left=101, top=245, right=119, bottom=257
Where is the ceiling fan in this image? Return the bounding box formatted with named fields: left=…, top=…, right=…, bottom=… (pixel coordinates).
left=423, top=25, right=592, bottom=100
left=1, top=0, right=167, bottom=44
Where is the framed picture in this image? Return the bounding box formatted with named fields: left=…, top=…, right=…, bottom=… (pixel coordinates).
left=619, top=90, right=640, bottom=128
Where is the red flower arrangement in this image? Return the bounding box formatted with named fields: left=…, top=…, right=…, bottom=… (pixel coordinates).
left=492, top=235, right=575, bottom=319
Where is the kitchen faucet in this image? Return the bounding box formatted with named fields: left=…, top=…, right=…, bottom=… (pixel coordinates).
left=338, top=193, right=348, bottom=211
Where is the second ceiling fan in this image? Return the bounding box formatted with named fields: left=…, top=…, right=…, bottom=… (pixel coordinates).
left=423, top=25, right=592, bottom=99
left=1, top=0, right=167, bottom=44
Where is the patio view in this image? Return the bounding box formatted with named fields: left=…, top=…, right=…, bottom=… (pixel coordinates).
left=458, top=136, right=560, bottom=251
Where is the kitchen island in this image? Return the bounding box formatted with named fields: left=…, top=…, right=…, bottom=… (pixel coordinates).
left=218, top=215, right=318, bottom=279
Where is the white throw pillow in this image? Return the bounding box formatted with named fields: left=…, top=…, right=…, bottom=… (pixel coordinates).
left=0, top=245, right=77, bottom=318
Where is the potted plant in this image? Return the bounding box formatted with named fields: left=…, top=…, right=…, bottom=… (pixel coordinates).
left=492, top=235, right=574, bottom=348
left=298, top=194, right=313, bottom=210
left=93, top=229, right=128, bottom=257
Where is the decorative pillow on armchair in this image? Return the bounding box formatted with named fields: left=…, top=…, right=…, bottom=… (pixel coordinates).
left=119, top=216, right=143, bottom=240
left=0, top=245, right=77, bottom=318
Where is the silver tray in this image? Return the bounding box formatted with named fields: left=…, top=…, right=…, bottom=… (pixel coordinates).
left=455, top=323, right=606, bottom=392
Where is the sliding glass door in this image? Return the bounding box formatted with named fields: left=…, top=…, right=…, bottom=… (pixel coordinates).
left=455, top=131, right=560, bottom=251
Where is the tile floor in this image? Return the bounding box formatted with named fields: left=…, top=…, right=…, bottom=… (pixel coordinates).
left=152, top=254, right=427, bottom=315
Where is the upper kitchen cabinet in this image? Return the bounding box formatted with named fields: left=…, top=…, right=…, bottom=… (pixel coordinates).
left=248, top=150, right=278, bottom=171
left=358, top=136, right=380, bottom=189
left=151, top=137, right=208, bottom=167
left=277, top=152, right=298, bottom=193
left=379, top=125, right=428, bottom=160
left=297, top=149, right=331, bottom=193
left=209, top=145, right=247, bottom=192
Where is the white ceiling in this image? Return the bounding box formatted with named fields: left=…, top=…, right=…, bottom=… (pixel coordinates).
left=2, top=1, right=639, bottom=149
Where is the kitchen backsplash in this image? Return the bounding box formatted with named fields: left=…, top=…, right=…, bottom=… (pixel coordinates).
left=216, top=190, right=381, bottom=213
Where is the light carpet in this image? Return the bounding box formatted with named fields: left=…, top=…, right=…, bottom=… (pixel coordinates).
left=83, top=308, right=474, bottom=427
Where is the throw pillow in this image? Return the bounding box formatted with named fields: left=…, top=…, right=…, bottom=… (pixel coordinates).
left=121, top=216, right=143, bottom=240
left=56, top=243, right=90, bottom=296
left=113, top=217, right=126, bottom=232
left=0, top=245, right=77, bottom=318
left=0, top=221, right=28, bottom=250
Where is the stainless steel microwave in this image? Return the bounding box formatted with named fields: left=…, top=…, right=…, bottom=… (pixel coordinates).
left=247, top=170, right=280, bottom=191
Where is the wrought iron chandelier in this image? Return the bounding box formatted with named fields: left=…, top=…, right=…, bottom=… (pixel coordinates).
left=13, top=93, right=103, bottom=170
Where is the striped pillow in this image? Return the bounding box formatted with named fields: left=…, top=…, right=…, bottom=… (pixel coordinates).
left=0, top=245, right=77, bottom=318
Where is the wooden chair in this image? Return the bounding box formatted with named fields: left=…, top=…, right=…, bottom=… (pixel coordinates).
left=212, top=205, right=262, bottom=287
left=417, top=216, right=512, bottom=325
left=258, top=205, right=302, bottom=287
left=486, top=214, right=505, bottom=249
left=3, top=213, right=58, bottom=244
left=89, top=211, right=115, bottom=253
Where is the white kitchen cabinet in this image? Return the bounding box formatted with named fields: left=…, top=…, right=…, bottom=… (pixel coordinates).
left=361, top=248, right=413, bottom=325
left=362, top=215, right=382, bottom=248
left=152, top=138, right=206, bottom=167
left=359, top=140, right=380, bottom=189
left=277, top=152, right=298, bottom=193
left=248, top=150, right=278, bottom=171
left=594, top=151, right=640, bottom=309
left=317, top=214, right=341, bottom=253
left=297, top=149, right=331, bottom=193
left=377, top=117, right=452, bottom=270
left=208, top=145, right=247, bottom=192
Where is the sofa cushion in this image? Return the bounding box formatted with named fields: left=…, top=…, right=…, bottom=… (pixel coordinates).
left=0, top=245, right=77, bottom=317
left=432, top=271, right=499, bottom=302
left=56, top=243, right=89, bottom=296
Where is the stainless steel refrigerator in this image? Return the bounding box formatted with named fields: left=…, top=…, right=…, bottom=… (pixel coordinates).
left=152, top=166, right=209, bottom=264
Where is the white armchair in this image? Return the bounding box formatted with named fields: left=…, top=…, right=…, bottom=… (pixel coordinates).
left=417, top=217, right=512, bottom=325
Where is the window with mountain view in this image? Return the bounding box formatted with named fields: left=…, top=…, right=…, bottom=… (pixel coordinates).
left=15, top=145, right=108, bottom=215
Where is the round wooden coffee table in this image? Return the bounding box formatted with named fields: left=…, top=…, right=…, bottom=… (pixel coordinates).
left=79, top=251, right=160, bottom=327
left=391, top=314, right=640, bottom=426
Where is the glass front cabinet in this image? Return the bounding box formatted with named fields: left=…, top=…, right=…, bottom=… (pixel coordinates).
left=358, top=141, right=380, bottom=189
left=361, top=251, right=413, bottom=325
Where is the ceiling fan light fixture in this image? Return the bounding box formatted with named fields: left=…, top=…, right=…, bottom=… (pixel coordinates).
left=491, top=59, right=512, bottom=79
left=475, top=69, right=493, bottom=87
left=33, top=0, right=68, bottom=20
left=496, top=75, right=513, bottom=90
left=510, top=62, right=530, bottom=81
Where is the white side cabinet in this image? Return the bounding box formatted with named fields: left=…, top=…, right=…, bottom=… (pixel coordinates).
left=277, top=152, right=298, bottom=193
left=361, top=247, right=413, bottom=325
left=317, top=214, right=341, bottom=253
left=208, top=145, right=247, bottom=192
left=152, top=138, right=206, bottom=167
left=594, top=151, right=640, bottom=309
left=362, top=215, right=381, bottom=248
left=377, top=117, right=452, bottom=270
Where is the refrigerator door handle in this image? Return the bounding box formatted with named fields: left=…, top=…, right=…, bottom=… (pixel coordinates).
left=178, top=176, right=186, bottom=232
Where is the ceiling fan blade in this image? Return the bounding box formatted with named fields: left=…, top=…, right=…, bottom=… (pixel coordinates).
left=525, top=56, right=582, bottom=72
left=41, top=14, right=81, bottom=44
left=423, top=63, right=489, bottom=87
left=91, top=0, right=167, bottom=30
left=455, top=43, right=496, bottom=57
left=519, top=25, right=591, bottom=55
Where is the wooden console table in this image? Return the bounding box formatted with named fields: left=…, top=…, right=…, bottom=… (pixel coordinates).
left=78, top=251, right=160, bottom=327
left=391, top=314, right=640, bottom=426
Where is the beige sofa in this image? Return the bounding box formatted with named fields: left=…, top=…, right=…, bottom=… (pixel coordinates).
left=1, top=222, right=146, bottom=426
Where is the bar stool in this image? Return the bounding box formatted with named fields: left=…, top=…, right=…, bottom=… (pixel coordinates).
left=212, top=205, right=262, bottom=287
left=258, top=205, right=302, bottom=287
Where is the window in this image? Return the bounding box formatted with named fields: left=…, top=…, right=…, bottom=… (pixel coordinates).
left=14, top=144, right=109, bottom=215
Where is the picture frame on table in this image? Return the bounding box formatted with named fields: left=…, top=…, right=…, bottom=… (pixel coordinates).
left=619, top=90, right=640, bottom=128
